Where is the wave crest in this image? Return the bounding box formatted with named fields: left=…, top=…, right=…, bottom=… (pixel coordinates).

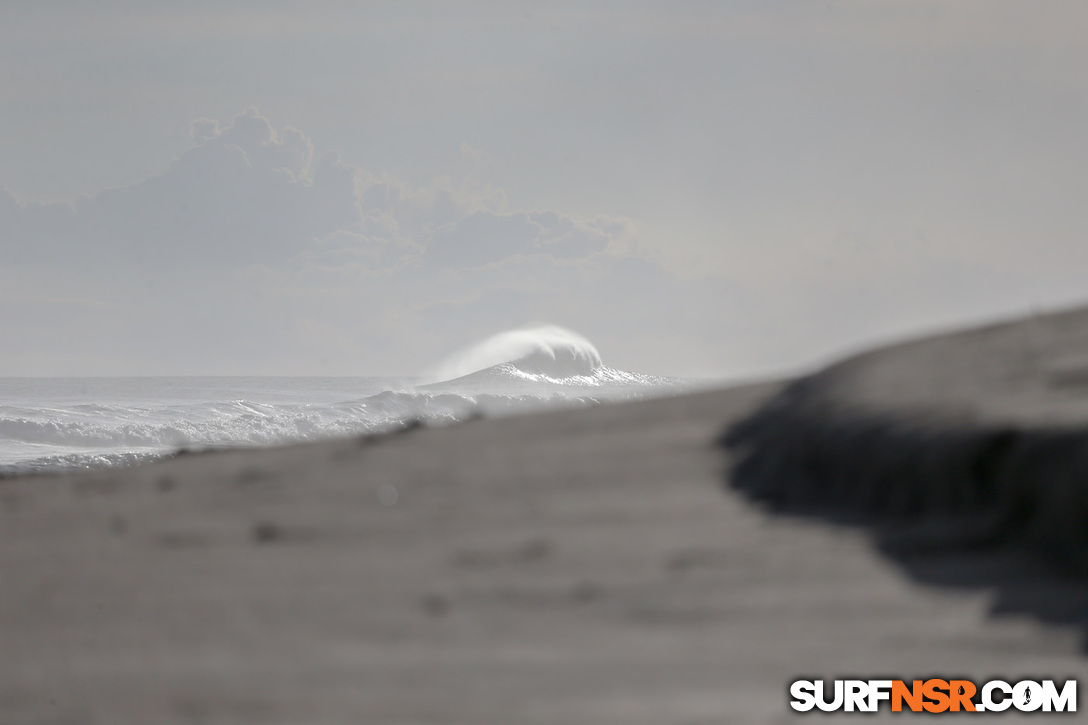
left=428, top=324, right=604, bottom=381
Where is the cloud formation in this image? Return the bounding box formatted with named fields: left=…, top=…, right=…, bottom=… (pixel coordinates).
left=1, top=109, right=729, bottom=376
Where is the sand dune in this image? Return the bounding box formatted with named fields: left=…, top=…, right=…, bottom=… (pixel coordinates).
left=4, top=310, right=1088, bottom=722
left=727, top=305, right=1088, bottom=574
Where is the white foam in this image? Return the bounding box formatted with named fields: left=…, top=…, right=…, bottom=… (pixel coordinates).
left=427, top=324, right=604, bottom=382
left=0, top=327, right=684, bottom=474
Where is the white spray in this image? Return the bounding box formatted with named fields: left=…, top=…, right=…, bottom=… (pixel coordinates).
left=426, top=324, right=604, bottom=382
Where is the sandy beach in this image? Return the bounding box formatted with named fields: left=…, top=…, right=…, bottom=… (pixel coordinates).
left=5, top=310, right=1088, bottom=723
left=7, top=3, right=1088, bottom=722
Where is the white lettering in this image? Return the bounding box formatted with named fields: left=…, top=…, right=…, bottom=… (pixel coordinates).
left=789, top=680, right=816, bottom=712
left=981, top=680, right=1012, bottom=712
left=1041, top=680, right=1076, bottom=712
left=1013, top=680, right=1043, bottom=712
left=844, top=680, right=870, bottom=712
left=815, top=680, right=844, bottom=712
left=867, top=680, right=892, bottom=711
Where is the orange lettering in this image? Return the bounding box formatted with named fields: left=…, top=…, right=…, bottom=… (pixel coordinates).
left=892, top=680, right=924, bottom=712
left=948, top=680, right=976, bottom=712
left=922, top=679, right=950, bottom=713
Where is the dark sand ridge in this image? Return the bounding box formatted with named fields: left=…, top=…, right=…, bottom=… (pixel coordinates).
left=726, top=304, right=1088, bottom=628
left=3, top=309, right=1088, bottom=723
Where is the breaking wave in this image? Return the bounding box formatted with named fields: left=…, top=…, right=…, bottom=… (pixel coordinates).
left=427, top=324, right=604, bottom=380
left=425, top=323, right=669, bottom=389
left=0, top=324, right=684, bottom=474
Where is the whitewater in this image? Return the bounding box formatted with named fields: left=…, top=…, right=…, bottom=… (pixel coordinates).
left=0, top=325, right=683, bottom=475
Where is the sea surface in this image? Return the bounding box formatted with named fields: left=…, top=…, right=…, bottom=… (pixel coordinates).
left=0, top=326, right=684, bottom=474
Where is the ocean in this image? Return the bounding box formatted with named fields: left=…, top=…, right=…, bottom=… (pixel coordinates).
left=0, top=326, right=683, bottom=475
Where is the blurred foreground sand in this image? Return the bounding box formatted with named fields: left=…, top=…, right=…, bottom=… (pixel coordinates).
left=5, top=309, right=1088, bottom=723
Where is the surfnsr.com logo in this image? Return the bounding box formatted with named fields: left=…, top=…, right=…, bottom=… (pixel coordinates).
left=789, top=679, right=1076, bottom=713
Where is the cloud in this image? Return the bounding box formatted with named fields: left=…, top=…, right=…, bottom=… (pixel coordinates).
left=203, top=107, right=316, bottom=182
left=0, top=108, right=734, bottom=376
left=2, top=107, right=634, bottom=274
left=2, top=109, right=355, bottom=272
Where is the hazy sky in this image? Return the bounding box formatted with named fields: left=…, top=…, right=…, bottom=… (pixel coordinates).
left=3, top=1, right=1087, bottom=377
